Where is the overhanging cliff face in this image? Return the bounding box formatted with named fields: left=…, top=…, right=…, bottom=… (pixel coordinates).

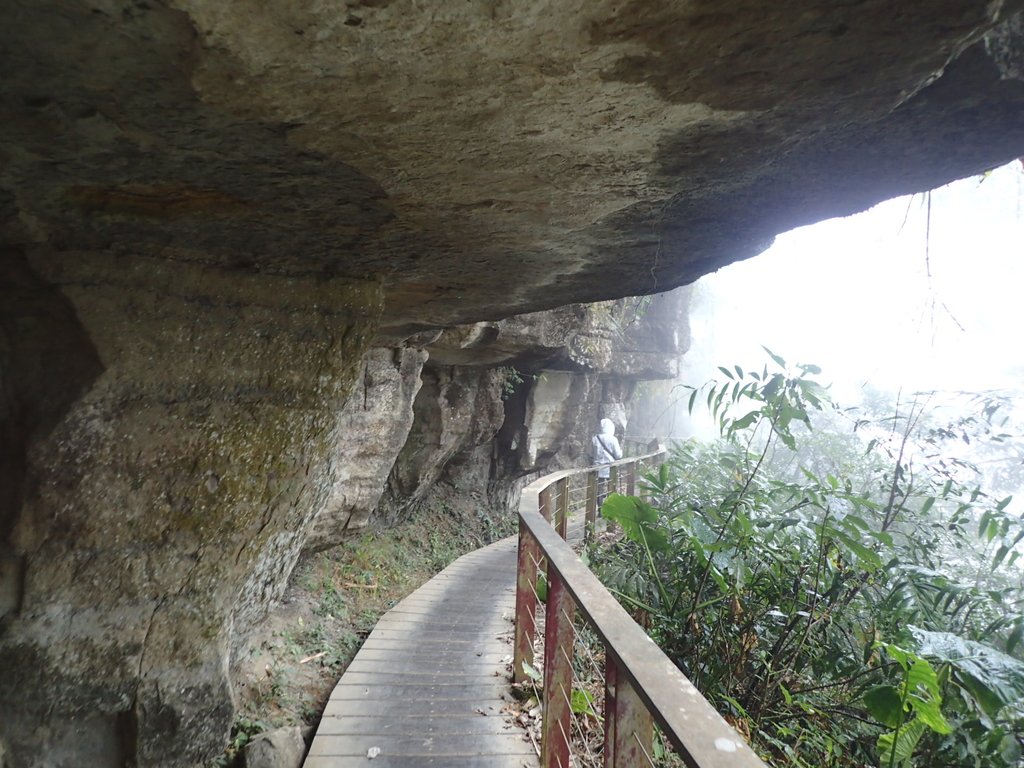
left=3, top=1, right=1024, bottom=765
left=5, top=1, right=1024, bottom=332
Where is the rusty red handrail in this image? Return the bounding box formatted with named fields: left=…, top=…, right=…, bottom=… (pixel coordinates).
left=513, top=452, right=767, bottom=768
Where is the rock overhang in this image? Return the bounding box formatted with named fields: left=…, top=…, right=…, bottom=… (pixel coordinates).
left=3, top=1, right=1023, bottom=335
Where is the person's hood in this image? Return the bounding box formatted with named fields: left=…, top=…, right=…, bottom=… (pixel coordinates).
left=600, top=418, right=616, bottom=436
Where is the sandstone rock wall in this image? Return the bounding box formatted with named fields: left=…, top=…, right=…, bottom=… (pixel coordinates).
left=366, top=289, right=691, bottom=539
left=304, top=348, right=427, bottom=550
left=379, top=363, right=508, bottom=523
left=0, top=248, right=379, bottom=766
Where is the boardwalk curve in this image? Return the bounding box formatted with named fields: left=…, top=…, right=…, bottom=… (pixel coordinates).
left=304, top=535, right=538, bottom=768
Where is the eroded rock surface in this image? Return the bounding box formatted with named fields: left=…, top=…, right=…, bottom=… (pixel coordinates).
left=5, top=2, right=1024, bottom=331
left=243, top=726, right=306, bottom=768
left=304, top=348, right=427, bottom=550
left=0, top=248, right=379, bottom=766
left=3, top=1, right=1024, bottom=765
left=383, top=364, right=508, bottom=520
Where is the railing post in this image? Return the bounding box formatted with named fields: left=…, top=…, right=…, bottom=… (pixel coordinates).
left=647, top=452, right=664, bottom=503
left=539, top=486, right=553, bottom=523
left=585, top=470, right=598, bottom=540
left=605, top=465, right=619, bottom=534
left=513, top=522, right=540, bottom=685
left=625, top=461, right=636, bottom=496
left=541, top=566, right=574, bottom=768
left=556, top=477, right=569, bottom=539
left=604, top=655, right=653, bottom=768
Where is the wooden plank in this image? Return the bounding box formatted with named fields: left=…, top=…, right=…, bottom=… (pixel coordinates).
left=356, top=637, right=510, bottom=651
left=345, top=649, right=509, bottom=664
left=322, top=698, right=515, bottom=718
left=333, top=669, right=507, bottom=682
left=375, top=615, right=514, bottom=628
left=315, top=714, right=523, bottom=736
left=328, top=682, right=511, bottom=700
left=308, top=733, right=533, bottom=757
left=366, top=625, right=512, bottom=640
left=585, top=471, right=598, bottom=539
left=372, top=615, right=512, bottom=630
left=372, top=614, right=512, bottom=626
left=305, top=755, right=534, bottom=768
left=333, top=671, right=506, bottom=685
left=388, top=600, right=517, bottom=614
left=390, top=590, right=516, bottom=603
left=374, top=607, right=515, bottom=620
left=344, top=639, right=508, bottom=653
left=363, top=620, right=513, bottom=635
left=362, top=627, right=512, bottom=641
left=539, top=486, right=553, bottom=523
left=556, top=477, right=569, bottom=539
left=379, top=600, right=514, bottom=614
left=343, top=659, right=508, bottom=675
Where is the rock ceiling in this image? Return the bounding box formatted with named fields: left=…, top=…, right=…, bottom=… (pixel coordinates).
left=3, top=1, right=1023, bottom=336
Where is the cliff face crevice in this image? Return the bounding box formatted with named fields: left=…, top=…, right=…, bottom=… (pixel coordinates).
left=1, top=248, right=105, bottom=620
left=303, top=347, right=427, bottom=551
left=3, top=2, right=1024, bottom=764
left=376, top=362, right=507, bottom=526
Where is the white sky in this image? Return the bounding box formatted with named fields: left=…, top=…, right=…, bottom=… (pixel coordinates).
left=682, top=161, right=1024, bottom=405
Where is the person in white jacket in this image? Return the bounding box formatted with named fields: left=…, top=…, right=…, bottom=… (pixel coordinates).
left=591, top=418, right=622, bottom=505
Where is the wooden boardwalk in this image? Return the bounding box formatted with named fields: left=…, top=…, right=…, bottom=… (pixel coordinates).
left=304, top=534, right=538, bottom=768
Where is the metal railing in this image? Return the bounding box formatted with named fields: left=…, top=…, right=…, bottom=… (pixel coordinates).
left=512, top=451, right=767, bottom=768
left=620, top=436, right=664, bottom=458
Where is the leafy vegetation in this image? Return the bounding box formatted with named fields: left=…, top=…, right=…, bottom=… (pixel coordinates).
left=500, top=366, right=526, bottom=399
left=591, top=353, right=1024, bottom=766
left=206, top=717, right=268, bottom=768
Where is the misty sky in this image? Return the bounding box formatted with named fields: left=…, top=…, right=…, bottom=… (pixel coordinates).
left=681, top=161, right=1024, bottom=406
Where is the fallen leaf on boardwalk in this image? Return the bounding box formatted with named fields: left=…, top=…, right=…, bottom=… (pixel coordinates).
left=367, top=746, right=381, bottom=759
left=475, top=708, right=487, bottom=716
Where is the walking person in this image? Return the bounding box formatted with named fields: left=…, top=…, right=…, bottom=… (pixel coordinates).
left=592, top=417, right=622, bottom=507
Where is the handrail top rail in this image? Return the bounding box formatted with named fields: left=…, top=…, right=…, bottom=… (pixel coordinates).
left=517, top=449, right=667, bottom=504
left=518, top=453, right=766, bottom=768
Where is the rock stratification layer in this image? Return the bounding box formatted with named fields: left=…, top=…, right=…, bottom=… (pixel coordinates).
left=2, top=1, right=1024, bottom=765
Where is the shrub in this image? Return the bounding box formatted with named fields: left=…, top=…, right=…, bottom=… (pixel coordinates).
left=592, top=354, right=1024, bottom=766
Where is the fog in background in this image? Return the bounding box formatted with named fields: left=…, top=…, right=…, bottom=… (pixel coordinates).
left=639, top=161, right=1024, bottom=442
